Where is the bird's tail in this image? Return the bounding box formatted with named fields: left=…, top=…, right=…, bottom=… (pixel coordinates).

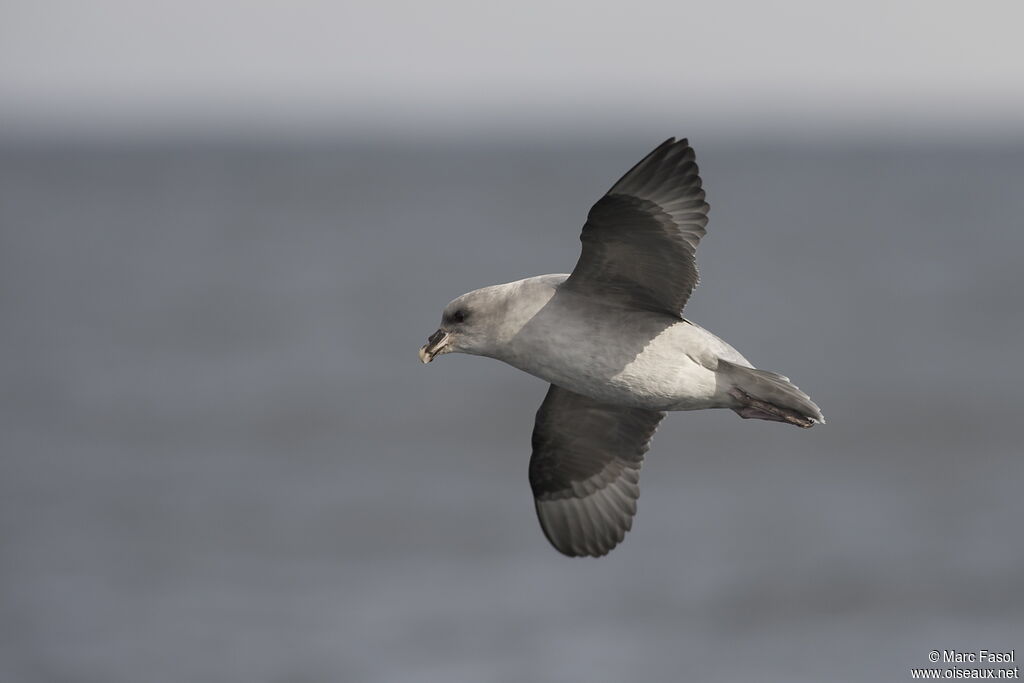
left=718, top=359, right=825, bottom=428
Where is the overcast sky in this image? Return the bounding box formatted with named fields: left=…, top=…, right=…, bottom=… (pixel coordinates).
left=2, top=0, right=1022, bottom=138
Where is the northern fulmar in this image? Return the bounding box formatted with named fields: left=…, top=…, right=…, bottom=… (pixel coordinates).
left=418, top=138, right=824, bottom=557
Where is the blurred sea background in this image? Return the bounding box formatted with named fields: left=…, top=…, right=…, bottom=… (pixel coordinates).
left=2, top=3, right=1023, bottom=682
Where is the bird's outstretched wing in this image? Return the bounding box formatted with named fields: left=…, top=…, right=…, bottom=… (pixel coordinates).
left=563, top=137, right=710, bottom=318
left=529, top=384, right=664, bottom=557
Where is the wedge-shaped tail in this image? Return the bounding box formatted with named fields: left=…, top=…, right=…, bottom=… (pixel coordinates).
left=719, top=359, right=825, bottom=428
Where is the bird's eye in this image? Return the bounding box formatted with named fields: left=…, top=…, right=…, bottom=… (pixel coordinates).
left=451, top=309, right=467, bottom=324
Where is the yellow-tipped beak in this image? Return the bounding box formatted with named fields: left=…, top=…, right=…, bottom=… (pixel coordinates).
left=418, top=329, right=451, bottom=364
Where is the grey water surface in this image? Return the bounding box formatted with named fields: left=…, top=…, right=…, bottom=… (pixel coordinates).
left=2, top=138, right=1022, bottom=682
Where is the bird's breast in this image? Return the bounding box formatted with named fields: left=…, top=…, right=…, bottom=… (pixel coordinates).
left=499, top=303, right=726, bottom=410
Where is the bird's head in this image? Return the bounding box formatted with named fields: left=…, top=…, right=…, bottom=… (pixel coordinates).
left=418, top=286, right=510, bottom=363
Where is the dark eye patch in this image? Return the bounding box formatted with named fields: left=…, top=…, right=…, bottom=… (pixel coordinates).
left=451, top=309, right=467, bottom=324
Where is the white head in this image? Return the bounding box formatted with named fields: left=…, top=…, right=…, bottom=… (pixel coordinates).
left=419, top=275, right=566, bottom=364
left=418, top=285, right=514, bottom=363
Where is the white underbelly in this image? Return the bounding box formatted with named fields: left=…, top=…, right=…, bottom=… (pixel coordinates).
left=504, top=318, right=736, bottom=411
left=607, top=344, right=721, bottom=410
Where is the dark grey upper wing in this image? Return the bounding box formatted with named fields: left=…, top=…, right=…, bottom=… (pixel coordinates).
left=529, top=384, right=664, bottom=557
left=563, top=138, right=710, bottom=318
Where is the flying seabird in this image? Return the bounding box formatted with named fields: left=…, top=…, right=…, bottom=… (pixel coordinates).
left=418, top=138, right=824, bottom=557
